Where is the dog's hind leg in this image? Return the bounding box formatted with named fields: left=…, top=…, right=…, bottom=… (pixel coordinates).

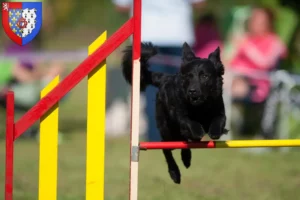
left=181, top=149, right=191, bottom=168
left=163, top=149, right=181, bottom=184
left=155, top=98, right=181, bottom=184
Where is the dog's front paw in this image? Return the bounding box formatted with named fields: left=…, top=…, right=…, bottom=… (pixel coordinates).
left=168, top=167, right=181, bottom=184
left=208, top=128, right=228, bottom=140
left=182, top=130, right=203, bottom=142
left=189, top=134, right=203, bottom=141
left=208, top=128, right=221, bottom=140
left=182, top=121, right=205, bottom=141
left=208, top=133, right=222, bottom=140
left=191, top=122, right=205, bottom=141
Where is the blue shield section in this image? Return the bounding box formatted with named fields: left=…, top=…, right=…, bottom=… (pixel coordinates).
left=9, top=9, right=23, bottom=37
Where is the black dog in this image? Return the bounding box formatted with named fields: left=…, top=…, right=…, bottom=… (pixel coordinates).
left=122, top=42, right=228, bottom=184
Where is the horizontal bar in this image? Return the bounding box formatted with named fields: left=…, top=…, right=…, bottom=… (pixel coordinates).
left=139, top=140, right=300, bottom=150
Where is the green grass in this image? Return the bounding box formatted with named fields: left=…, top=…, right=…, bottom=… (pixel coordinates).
left=1, top=133, right=300, bottom=200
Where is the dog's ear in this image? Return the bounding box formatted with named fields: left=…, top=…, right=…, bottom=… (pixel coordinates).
left=208, top=46, right=221, bottom=63
left=182, top=42, right=196, bottom=63
left=208, top=47, right=224, bottom=76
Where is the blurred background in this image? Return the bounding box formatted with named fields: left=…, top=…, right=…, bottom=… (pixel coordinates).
left=1, top=0, right=300, bottom=199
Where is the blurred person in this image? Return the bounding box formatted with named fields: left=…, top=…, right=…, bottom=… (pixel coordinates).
left=113, top=0, right=206, bottom=141
left=194, top=13, right=223, bottom=58
left=0, top=42, right=65, bottom=106
left=0, top=43, right=66, bottom=138
left=224, top=6, right=287, bottom=139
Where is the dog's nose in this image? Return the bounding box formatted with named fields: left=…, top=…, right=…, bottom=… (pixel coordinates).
left=188, top=89, right=196, bottom=95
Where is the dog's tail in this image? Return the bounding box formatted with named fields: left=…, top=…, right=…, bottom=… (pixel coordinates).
left=121, top=42, right=162, bottom=91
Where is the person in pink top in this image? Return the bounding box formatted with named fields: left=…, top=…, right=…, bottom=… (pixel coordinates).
left=225, top=6, right=288, bottom=139
left=228, top=6, right=287, bottom=103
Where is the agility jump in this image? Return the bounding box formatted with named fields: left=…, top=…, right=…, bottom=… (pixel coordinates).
left=4, top=0, right=300, bottom=199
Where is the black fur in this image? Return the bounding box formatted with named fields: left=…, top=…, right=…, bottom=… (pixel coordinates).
left=122, top=42, right=228, bottom=184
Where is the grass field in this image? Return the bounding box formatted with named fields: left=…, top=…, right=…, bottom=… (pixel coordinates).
left=1, top=133, right=300, bottom=200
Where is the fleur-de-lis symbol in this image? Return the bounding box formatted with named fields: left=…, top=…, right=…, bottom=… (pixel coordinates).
left=3, top=3, right=9, bottom=11
left=11, top=17, right=17, bottom=22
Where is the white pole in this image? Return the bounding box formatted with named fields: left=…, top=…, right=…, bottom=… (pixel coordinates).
left=129, top=0, right=141, bottom=199
left=129, top=60, right=141, bottom=200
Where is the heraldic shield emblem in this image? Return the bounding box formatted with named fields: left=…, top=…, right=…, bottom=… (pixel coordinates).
left=2, top=2, right=42, bottom=46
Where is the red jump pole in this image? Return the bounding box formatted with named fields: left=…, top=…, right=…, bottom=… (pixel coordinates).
left=139, top=141, right=216, bottom=150
left=5, top=91, right=15, bottom=200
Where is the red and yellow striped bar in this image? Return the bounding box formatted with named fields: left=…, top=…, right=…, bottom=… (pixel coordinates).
left=139, top=139, right=300, bottom=150
left=86, top=31, right=107, bottom=200
left=38, top=76, right=60, bottom=200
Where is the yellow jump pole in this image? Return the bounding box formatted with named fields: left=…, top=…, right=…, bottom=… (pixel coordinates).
left=216, top=139, right=300, bottom=148
left=38, top=76, right=60, bottom=200
left=86, top=31, right=107, bottom=200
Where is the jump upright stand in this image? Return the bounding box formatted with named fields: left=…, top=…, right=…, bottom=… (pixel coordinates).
left=129, top=0, right=142, bottom=199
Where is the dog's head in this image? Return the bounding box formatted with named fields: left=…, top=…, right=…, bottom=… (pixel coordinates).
left=180, top=42, right=224, bottom=106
